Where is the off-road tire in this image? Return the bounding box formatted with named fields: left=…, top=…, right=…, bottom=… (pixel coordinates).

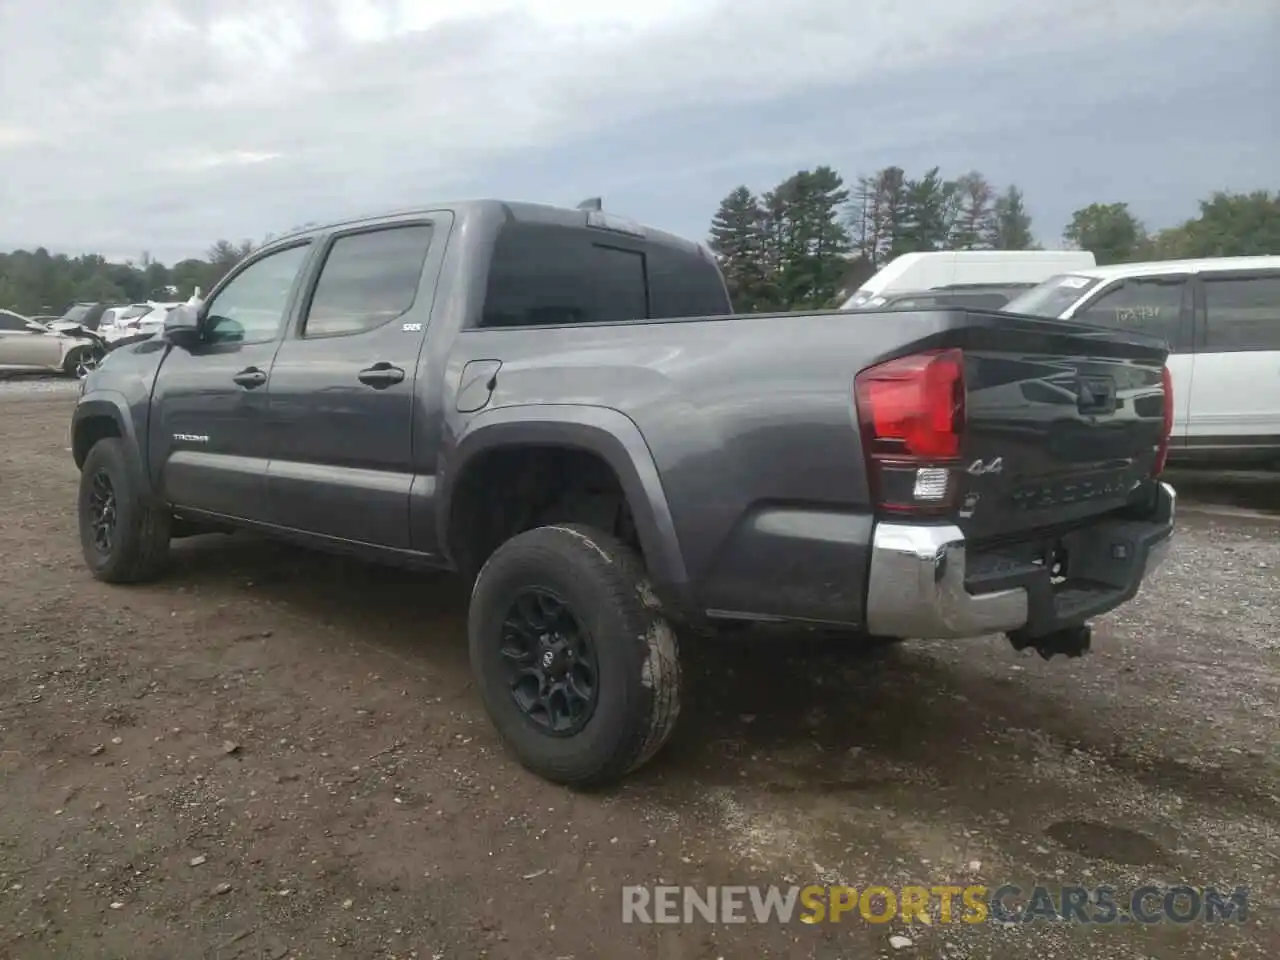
left=78, top=438, right=171, bottom=583
left=468, top=523, right=682, bottom=786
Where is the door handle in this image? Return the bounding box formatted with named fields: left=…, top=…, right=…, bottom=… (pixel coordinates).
left=232, top=367, right=267, bottom=389
left=357, top=362, right=405, bottom=388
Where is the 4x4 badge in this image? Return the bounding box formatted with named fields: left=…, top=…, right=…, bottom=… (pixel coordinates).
left=967, top=456, right=1003, bottom=476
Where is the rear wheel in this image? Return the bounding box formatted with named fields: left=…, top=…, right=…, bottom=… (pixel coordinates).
left=78, top=438, right=171, bottom=583
left=468, top=524, right=682, bottom=786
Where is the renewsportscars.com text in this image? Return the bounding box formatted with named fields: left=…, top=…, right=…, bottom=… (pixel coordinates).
left=621, top=884, right=1249, bottom=925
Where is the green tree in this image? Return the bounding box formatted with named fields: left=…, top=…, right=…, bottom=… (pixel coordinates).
left=708, top=186, right=773, bottom=311
left=986, top=185, right=1037, bottom=250
left=205, top=239, right=255, bottom=286
left=896, top=166, right=956, bottom=255
left=1064, top=202, right=1145, bottom=264
left=0, top=238, right=259, bottom=314
left=847, top=166, right=908, bottom=269
left=763, top=166, right=852, bottom=309
left=169, top=259, right=213, bottom=299
left=949, top=172, right=996, bottom=249
left=1177, top=190, right=1280, bottom=257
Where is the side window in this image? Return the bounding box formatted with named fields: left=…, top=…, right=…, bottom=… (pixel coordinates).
left=646, top=243, right=732, bottom=318
left=481, top=224, right=648, bottom=328
left=1073, top=277, right=1185, bottom=348
left=302, top=224, right=434, bottom=338
left=203, top=243, right=311, bottom=346
left=0, top=312, right=27, bottom=331
left=1203, top=274, right=1280, bottom=352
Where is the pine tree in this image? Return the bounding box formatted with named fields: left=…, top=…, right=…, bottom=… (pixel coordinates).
left=847, top=167, right=908, bottom=269
left=987, top=185, right=1036, bottom=249
left=897, top=167, right=956, bottom=256
left=949, top=172, right=996, bottom=249
left=764, top=167, right=852, bottom=309
left=707, top=186, right=772, bottom=311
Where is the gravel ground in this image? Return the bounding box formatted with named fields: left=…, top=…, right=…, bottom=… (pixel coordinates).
left=1, top=388, right=1277, bottom=960
left=0, top=374, right=80, bottom=396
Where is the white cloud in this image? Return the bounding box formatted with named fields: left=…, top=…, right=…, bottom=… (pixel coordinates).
left=0, top=0, right=1275, bottom=259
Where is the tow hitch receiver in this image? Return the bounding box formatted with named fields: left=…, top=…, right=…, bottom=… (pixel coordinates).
left=1006, top=624, right=1092, bottom=660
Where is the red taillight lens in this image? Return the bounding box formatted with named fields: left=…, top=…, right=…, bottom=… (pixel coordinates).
left=855, top=349, right=966, bottom=515
left=855, top=349, right=965, bottom=460
left=1154, top=364, right=1173, bottom=476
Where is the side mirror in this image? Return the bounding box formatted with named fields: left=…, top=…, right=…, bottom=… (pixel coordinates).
left=163, top=304, right=201, bottom=348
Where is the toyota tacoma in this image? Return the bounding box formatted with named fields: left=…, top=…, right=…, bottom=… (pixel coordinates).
left=70, top=200, right=1176, bottom=785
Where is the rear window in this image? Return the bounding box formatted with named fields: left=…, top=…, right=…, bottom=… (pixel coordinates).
left=1002, top=275, right=1101, bottom=318
left=479, top=222, right=730, bottom=328
left=1203, top=273, right=1280, bottom=351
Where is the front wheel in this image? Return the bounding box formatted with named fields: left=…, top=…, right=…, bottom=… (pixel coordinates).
left=64, top=345, right=103, bottom=379
left=77, top=438, right=171, bottom=582
left=468, top=524, right=682, bottom=786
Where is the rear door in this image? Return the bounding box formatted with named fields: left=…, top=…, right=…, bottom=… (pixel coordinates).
left=265, top=215, right=448, bottom=549
left=1185, top=270, right=1280, bottom=459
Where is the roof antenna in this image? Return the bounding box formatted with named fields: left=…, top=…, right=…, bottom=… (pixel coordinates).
left=576, top=197, right=603, bottom=211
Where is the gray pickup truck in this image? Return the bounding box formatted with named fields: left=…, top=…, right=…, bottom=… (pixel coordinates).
left=70, top=200, right=1176, bottom=785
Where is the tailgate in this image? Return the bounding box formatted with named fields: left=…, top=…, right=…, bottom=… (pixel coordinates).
left=945, top=313, right=1168, bottom=543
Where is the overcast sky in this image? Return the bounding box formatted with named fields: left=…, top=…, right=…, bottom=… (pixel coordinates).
left=1, top=0, right=1277, bottom=263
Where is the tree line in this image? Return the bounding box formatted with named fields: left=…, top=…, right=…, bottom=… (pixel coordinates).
left=709, top=166, right=1280, bottom=312
left=0, top=238, right=267, bottom=317
left=2, top=181, right=1277, bottom=318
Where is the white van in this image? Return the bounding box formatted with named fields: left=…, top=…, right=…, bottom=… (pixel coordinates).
left=841, top=250, right=1097, bottom=309
left=1002, top=256, right=1280, bottom=466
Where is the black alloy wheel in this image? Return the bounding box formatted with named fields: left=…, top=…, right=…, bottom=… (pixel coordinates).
left=500, top=587, right=600, bottom=736
left=86, top=469, right=117, bottom=557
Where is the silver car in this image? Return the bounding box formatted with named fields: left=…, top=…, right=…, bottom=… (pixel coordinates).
left=0, top=309, right=106, bottom=378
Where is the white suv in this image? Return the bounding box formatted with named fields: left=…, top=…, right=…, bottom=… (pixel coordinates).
left=1004, top=256, right=1280, bottom=466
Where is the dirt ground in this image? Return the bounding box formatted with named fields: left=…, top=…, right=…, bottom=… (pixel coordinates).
left=1, top=386, right=1277, bottom=959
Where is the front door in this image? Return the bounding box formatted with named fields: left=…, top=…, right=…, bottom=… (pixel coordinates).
left=1185, top=270, right=1280, bottom=458
left=149, top=241, right=314, bottom=521
left=1067, top=273, right=1193, bottom=448
left=266, top=219, right=443, bottom=549
left=0, top=314, right=62, bottom=369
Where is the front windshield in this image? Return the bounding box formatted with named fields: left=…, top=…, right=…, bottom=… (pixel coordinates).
left=1002, top=274, right=1101, bottom=318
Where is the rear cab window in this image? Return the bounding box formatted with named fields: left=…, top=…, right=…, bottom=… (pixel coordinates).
left=479, top=221, right=730, bottom=328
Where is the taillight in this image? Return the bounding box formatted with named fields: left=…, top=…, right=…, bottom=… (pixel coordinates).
left=855, top=348, right=965, bottom=515
left=1154, top=365, right=1173, bottom=476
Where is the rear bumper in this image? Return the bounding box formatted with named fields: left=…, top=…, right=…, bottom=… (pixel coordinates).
left=865, top=481, right=1176, bottom=640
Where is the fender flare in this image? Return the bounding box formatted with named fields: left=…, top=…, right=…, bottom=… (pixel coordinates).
left=71, top=391, right=154, bottom=497
left=441, top=404, right=690, bottom=605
